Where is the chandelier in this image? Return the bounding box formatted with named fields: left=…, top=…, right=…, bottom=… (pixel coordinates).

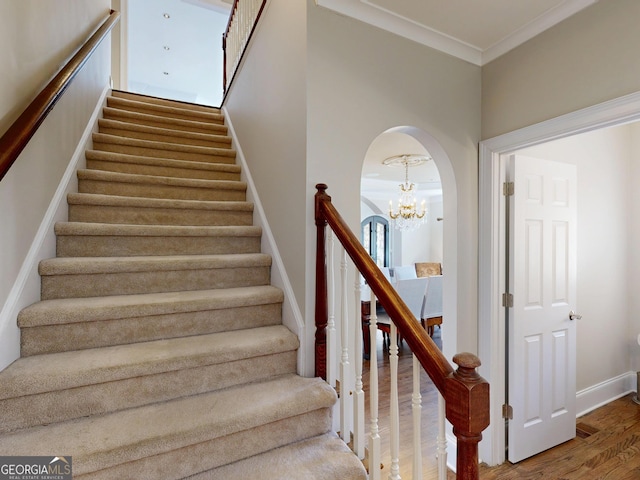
left=384, top=154, right=429, bottom=231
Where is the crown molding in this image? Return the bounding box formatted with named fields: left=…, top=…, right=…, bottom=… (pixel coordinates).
left=482, top=0, right=598, bottom=64
left=315, top=0, right=482, bottom=65
left=315, top=0, right=598, bottom=66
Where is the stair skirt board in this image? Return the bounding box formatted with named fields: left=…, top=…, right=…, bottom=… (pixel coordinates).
left=1, top=91, right=366, bottom=479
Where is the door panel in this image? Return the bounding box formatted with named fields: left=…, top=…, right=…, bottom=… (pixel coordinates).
left=508, top=154, right=577, bottom=463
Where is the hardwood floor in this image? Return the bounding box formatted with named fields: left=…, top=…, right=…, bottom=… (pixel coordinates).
left=362, top=327, right=448, bottom=479
left=362, top=327, right=640, bottom=479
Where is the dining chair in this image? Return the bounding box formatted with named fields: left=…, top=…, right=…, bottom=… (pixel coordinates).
left=421, top=274, right=443, bottom=337
left=377, top=277, right=429, bottom=348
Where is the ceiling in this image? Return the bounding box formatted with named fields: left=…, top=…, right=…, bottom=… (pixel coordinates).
left=126, top=0, right=598, bottom=202
left=127, top=0, right=233, bottom=106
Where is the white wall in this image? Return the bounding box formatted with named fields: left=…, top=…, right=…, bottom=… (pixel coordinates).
left=0, top=1, right=112, bottom=370
left=518, top=125, right=635, bottom=391
left=307, top=3, right=481, bottom=357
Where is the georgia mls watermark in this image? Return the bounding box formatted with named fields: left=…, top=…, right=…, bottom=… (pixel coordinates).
left=0, top=456, right=72, bottom=480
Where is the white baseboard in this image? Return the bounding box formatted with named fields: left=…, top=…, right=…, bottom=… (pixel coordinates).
left=221, top=106, right=308, bottom=376
left=0, top=84, right=110, bottom=372
left=447, top=434, right=457, bottom=473
left=576, top=371, right=635, bottom=417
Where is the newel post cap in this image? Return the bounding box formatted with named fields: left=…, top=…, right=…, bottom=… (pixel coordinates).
left=445, top=352, right=490, bottom=434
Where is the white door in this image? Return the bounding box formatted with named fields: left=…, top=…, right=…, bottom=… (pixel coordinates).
left=507, top=154, right=577, bottom=463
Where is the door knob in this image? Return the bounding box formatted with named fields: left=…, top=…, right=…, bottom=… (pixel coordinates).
left=569, top=310, right=582, bottom=321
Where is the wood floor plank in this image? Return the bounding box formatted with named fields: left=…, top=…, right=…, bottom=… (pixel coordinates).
left=361, top=325, right=640, bottom=479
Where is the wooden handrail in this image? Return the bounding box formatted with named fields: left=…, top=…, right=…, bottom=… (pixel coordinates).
left=0, top=10, right=120, bottom=182
left=315, top=183, right=490, bottom=479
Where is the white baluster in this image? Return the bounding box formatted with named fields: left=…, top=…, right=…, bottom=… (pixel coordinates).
left=327, top=231, right=339, bottom=433
left=339, top=249, right=351, bottom=442
left=388, top=322, right=401, bottom=480
left=353, top=279, right=365, bottom=458
left=437, top=393, right=447, bottom=480
left=412, top=355, right=422, bottom=479
left=326, top=230, right=336, bottom=385
left=369, top=292, right=381, bottom=480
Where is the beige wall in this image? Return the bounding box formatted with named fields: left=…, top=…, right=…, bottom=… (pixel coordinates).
left=0, top=1, right=112, bottom=370
left=482, top=0, right=640, bottom=140
left=307, top=3, right=481, bottom=356
left=223, top=0, right=308, bottom=319
left=0, top=1, right=110, bottom=136
left=630, top=123, right=640, bottom=373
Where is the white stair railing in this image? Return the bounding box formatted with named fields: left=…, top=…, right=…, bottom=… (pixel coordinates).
left=315, top=184, right=490, bottom=480
left=330, top=261, right=447, bottom=479
left=223, top=0, right=266, bottom=92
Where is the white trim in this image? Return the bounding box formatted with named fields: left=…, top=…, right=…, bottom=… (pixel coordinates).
left=315, top=0, right=481, bottom=65
left=576, top=371, right=635, bottom=417
left=478, top=90, right=640, bottom=465
left=222, top=106, right=308, bottom=376
left=315, top=0, right=596, bottom=66
left=0, top=84, right=110, bottom=372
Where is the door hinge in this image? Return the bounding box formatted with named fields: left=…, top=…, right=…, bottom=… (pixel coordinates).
left=502, top=292, right=513, bottom=308
left=503, top=182, right=514, bottom=196
left=502, top=404, right=513, bottom=420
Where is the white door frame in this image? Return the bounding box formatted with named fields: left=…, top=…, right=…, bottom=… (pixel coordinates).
left=478, top=91, right=640, bottom=466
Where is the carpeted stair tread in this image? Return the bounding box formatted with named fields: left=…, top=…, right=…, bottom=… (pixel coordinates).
left=66, top=193, right=254, bottom=226
left=111, top=90, right=222, bottom=114
left=98, top=118, right=232, bottom=148
left=0, top=325, right=297, bottom=400
left=54, top=223, right=263, bottom=256
left=0, top=374, right=335, bottom=477
left=54, top=222, right=262, bottom=237
left=18, top=285, right=284, bottom=328
left=92, top=132, right=237, bottom=164
left=187, top=432, right=367, bottom=480
left=39, top=252, right=271, bottom=275
left=86, top=150, right=240, bottom=178
left=77, top=169, right=246, bottom=192
left=107, top=96, right=225, bottom=124
left=67, top=192, right=251, bottom=211
left=102, top=106, right=228, bottom=135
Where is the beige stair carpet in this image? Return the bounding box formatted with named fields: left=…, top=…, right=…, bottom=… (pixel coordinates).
left=0, top=90, right=366, bottom=479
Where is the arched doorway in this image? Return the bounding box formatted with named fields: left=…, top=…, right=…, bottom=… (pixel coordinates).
left=360, top=126, right=458, bottom=364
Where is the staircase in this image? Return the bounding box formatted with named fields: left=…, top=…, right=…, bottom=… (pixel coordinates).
left=0, top=91, right=367, bottom=479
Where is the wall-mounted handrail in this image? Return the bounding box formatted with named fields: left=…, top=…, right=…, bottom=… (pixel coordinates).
left=315, top=183, right=490, bottom=479
left=0, top=10, right=120, bottom=183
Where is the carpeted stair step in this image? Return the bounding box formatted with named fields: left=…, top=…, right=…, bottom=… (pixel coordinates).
left=98, top=118, right=232, bottom=148
left=54, top=223, right=262, bottom=257
left=4, top=326, right=296, bottom=430
left=39, top=253, right=272, bottom=299
left=92, top=132, right=236, bottom=164
left=19, top=285, right=284, bottom=355
left=102, top=106, right=228, bottom=135
left=106, top=95, right=225, bottom=124
left=0, top=374, right=336, bottom=479
left=111, top=90, right=221, bottom=114
left=67, top=193, right=254, bottom=226
left=0, top=325, right=298, bottom=433
left=85, top=150, right=240, bottom=181
left=77, top=169, right=247, bottom=201
left=187, top=432, right=367, bottom=480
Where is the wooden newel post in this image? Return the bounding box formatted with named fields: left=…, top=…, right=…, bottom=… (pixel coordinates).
left=314, top=184, right=330, bottom=379
left=445, top=352, right=490, bottom=480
